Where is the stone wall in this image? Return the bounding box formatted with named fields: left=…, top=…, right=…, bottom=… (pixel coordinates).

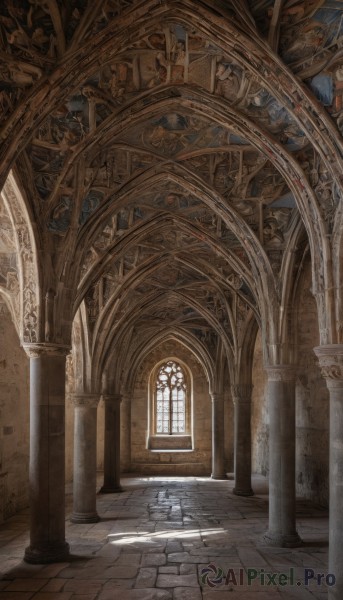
left=130, top=341, right=216, bottom=476
left=251, top=261, right=329, bottom=507
left=0, top=299, right=29, bottom=522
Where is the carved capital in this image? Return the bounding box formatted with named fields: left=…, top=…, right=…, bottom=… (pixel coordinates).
left=231, top=384, right=253, bottom=404
left=265, top=365, right=296, bottom=382
left=121, top=394, right=131, bottom=404
left=23, top=342, right=70, bottom=359
left=210, top=392, right=224, bottom=403
left=314, top=345, right=343, bottom=387
left=72, top=394, right=100, bottom=409
left=102, top=393, right=122, bottom=404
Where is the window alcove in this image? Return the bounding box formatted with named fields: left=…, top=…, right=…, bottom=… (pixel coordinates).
left=148, top=359, right=193, bottom=451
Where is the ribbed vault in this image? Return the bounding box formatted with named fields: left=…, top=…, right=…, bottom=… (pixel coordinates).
left=1, top=0, right=343, bottom=381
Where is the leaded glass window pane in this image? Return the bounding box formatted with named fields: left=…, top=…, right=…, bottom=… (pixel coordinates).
left=155, top=361, right=186, bottom=434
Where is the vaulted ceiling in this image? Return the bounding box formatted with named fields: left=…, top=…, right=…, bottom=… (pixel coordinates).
left=0, top=1, right=342, bottom=386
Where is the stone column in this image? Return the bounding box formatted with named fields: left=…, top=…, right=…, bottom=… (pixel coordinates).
left=231, top=384, right=253, bottom=496
left=211, top=392, right=226, bottom=479
left=264, top=366, right=301, bottom=547
left=314, top=345, right=343, bottom=600
left=23, top=343, right=70, bottom=564
left=120, top=395, right=131, bottom=473
left=100, top=394, right=122, bottom=492
left=71, top=393, right=100, bottom=523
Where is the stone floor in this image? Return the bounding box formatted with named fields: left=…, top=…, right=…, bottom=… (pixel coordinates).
left=0, top=475, right=330, bottom=600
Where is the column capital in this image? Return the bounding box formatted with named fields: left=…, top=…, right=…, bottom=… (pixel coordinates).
left=23, top=342, right=71, bottom=359
left=71, top=393, right=100, bottom=409
left=265, top=365, right=296, bottom=382
left=121, top=394, right=131, bottom=403
left=314, top=344, right=343, bottom=387
left=102, top=393, right=122, bottom=403
left=210, top=392, right=224, bottom=403
left=231, top=384, right=253, bottom=404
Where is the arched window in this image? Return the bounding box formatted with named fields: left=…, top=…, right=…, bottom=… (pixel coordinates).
left=155, top=361, right=186, bottom=434
left=148, top=358, right=192, bottom=450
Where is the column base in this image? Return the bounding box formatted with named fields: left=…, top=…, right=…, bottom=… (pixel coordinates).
left=233, top=487, right=254, bottom=497
left=211, top=474, right=227, bottom=480
left=99, top=485, right=123, bottom=493
left=24, top=541, right=70, bottom=564
left=263, top=531, right=302, bottom=548
left=70, top=512, right=100, bottom=524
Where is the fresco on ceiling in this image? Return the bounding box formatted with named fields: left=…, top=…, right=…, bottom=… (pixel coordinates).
left=2, top=2, right=341, bottom=147
left=79, top=191, right=103, bottom=225
left=31, top=147, right=65, bottom=200
left=79, top=171, right=292, bottom=286
left=48, top=196, right=73, bottom=234
left=0, top=0, right=95, bottom=121
left=32, top=125, right=294, bottom=243
left=86, top=149, right=157, bottom=189
left=87, top=24, right=216, bottom=101
left=122, top=114, right=248, bottom=158
left=6, top=15, right=305, bottom=244
left=38, top=100, right=90, bottom=145
left=185, top=150, right=289, bottom=224
left=307, top=61, right=343, bottom=134
left=73, top=23, right=303, bottom=141
left=248, top=1, right=343, bottom=65
left=280, top=1, right=343, bottom=65
left=79, top=223, right=256, bottom=321
left=0, top=0, right=110, bottom=64
left=30, top=143, right=159, bottom=209
left=22, top=19, right=311, bottom=223
left=248, top=0, right=343, bottom=133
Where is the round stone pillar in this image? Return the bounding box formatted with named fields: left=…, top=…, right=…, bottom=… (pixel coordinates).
left=211, top=392, right=227, bottom=479
left=71, top=394, right=100, bottom=524
left=23, top=343, right=70, bottom=564
left=120, top=395, right=131, bottom=473
left=100, top=394, right=123, bottom=493
left=314, top=344, right=343, bottom=600
left=231, top=384, right=253, bottom=496
left=264, top=366, right=301, bottom=547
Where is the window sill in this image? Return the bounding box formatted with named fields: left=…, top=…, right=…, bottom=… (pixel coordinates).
left=148, top=435, right=192, bottom=450
left=149, top=448, right=194, bottom=453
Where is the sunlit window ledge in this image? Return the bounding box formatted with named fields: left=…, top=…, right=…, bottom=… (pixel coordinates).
left=148, top=434, right=192, bottom=450
left=149, top=448, right=194, bottom=453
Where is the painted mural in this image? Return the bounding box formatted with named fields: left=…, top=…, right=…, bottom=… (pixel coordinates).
left=1, top=0, right=342, bottom=350
left=10, top=6, right=340, bottom=244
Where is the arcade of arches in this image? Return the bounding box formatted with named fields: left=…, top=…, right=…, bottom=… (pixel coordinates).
left=0, top=1, right=343, bottom=598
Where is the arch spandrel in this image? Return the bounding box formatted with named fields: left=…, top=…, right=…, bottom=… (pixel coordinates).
left=1, top=172, right=41, bottom=344
left=106, top=329, right=216, bottom=398
left=0, top=192, right=20, bottom=332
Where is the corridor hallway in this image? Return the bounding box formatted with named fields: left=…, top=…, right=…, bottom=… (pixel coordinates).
left=0, top=475, right=329, bottom=600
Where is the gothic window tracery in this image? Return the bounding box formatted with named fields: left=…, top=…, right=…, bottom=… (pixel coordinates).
left=155, top=360, right=186, bottom=434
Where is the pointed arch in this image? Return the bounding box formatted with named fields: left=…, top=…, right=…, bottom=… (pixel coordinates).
left=1, top=172, right=41, bottom=343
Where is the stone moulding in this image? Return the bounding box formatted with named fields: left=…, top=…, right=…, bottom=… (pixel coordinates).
left=265, top=365, right=296, bottom=382
left=22, top=342, right=71, bottom=358
left=314, top=344, right=343, bottom=383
